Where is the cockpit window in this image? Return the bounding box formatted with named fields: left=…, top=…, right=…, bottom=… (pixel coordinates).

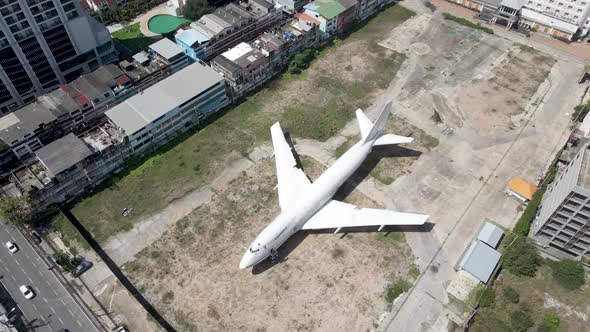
left=249, top=243, right=260, bottom=253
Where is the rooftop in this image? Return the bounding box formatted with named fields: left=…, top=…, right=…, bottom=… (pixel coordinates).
left=0, top=103, right=57, bottom=145
left=459, top=240, right=501, bottom=283
left=305, top=0, right=346, bottom=20
left=35, top=133, right=93, bottom=177
left=477, top=221, right=504, bottom=249
left=38, top=88, right=80, bottom=117
left=508, top=176, right=539, bottom=201
left=105, top=62, right=224, bottom=136
left=175, top=28, right=210, bottom=46
left=149, top=38, right=184, bottom=61
left=119, top=51, right=172, bottom=84
left=81, top=123, right=118, bottom=152
left=68, top=64, right=127, bottom=100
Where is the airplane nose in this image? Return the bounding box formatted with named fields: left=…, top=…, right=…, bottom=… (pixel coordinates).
left=239, top=253, right=253, bottom=270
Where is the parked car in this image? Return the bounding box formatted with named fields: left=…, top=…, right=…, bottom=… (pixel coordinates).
left=19, top=285, right=34, bottom=299
left=115, top=326, right=129, bottom=332
left=5, top=242, right=18, bottom=254
left=72, top=260, right=93, bottom=277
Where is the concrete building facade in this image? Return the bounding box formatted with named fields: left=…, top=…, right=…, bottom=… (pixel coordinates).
left=0, top=0, right=117, bottom=115
left=106, top=62, right=230, bottom=155
left=533, top=144, right=590, bottom=262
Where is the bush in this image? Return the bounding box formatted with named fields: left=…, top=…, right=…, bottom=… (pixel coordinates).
left=479, top=288, right=496, bottom=308
left=572, top=102, right=590, bottom=122
left=385, top=279, right=411, bottom=304
left=513, top=189, right=544, bottom=237
left=183, top=0, right=213, bottom=21
left=96, top=0, right=167, bottom=24
left=471, top=314, right=510, bottom=332
left=538, top=312, right=560, bottom=332
left=442, top=13, right=494, bottom=34
left=549, top=259, right=585, bottom=290
left=503, top=238, right=541, bottom=277
left=287, top=49, right=319, bottom=74
left=509, top=310, right=533, bottom=332
left=503, top=286, right=520, bottom=304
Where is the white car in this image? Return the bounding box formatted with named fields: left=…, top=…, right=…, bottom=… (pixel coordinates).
left=19, top=285, right=34, bottom=299
left=5, top=242, right=18, bottom=254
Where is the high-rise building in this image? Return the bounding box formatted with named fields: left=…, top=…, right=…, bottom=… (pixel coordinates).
left=0, top=0, right=117, bottom=115
left=532, top=144, right=590, bottom=262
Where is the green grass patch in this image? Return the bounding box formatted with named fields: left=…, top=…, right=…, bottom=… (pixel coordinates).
left=111, top=23, right=158, bottom=53
left=442, top=13, right=494, bottom=34
left=385, top=279, right=411, bottom=304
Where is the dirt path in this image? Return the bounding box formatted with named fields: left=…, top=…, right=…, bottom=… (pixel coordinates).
left=102, top=157, right=257, bottom=265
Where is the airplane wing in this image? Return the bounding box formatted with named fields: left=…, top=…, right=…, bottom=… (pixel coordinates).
left=271, top=122, right=311, bottom=209
left=302, top=200, right=428, bottom=231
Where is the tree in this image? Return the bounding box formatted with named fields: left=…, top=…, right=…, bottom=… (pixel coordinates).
left=509, top=310, right=533, bottom=332
left=503, top=238, right=540, bottom=277
left=0, top=196, right=33, bottom=226
left=537, top=312, right=560, bottom=332
left=183, top=0, right=213, bottom=21
left=503, top=286, right=520, bottom=304
left=549, top=259, right=585, bottom=290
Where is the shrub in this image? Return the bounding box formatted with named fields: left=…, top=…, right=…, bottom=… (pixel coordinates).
left=442, top=13, right=494, bottom=34
left=503, top=238, right=540, bottom=277
left=549, top=259, right=585, bottom=290
left=479, top=288, right=496, bottom=308
left=573, top=102, right=590, bottom=122
left=287, top=49, right=319, bottom=75
left=385, top=279, right=411, bottom=304
left=503, top=286, right=520, bottom=304
left=513, top=189, right=544, bottom=237
left=509, top=310, right=533, bottom=332
left=538, top=312, right=560, bottom=332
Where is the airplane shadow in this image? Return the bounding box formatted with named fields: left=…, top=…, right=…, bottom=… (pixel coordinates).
left=252, top=135, right=429, bottom=274
left=334, top=144, right=422, bottom=201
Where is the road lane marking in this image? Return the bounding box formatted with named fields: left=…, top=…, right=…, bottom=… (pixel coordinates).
left=58, top=317, right=64, bottom=324
left=76, top=320, right=82, bottom=327
left=50, top=307, right=56, bottom=314
left=52, top=289, right=58, bottom=296
left=42, top=297, right=48, bottom=303
left=27, top=276, right=32, bottom=284
left=68, top=309, right=74, bottom=316
left=61, top=299, right=66, bottom=305
left=31, top=261, right=37, bottom=268
left=9, top=274, right=15, bottom=281
left=14, top=260, right=19, bottom=266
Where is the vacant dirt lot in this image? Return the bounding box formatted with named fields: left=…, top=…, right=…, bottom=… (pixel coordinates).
left=124, top=158, right=418, bottom=331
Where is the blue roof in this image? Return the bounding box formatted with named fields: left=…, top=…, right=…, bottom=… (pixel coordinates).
left=175, top=29, right=209, bottom=47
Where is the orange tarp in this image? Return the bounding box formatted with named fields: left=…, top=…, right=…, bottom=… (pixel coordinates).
left=508, top=176, right=539, bottom=201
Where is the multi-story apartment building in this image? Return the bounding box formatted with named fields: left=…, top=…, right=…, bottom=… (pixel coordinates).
left=211, top=42, right=271, bottom=98
left=0, top=64, right=133, bottom=160
left=304, top=0, right=359, bottom=38
left=532, top=144, right=590, bottom=263
left=179, top=0, right=282, bottom=61
left=105, top=62, right=230, bottom=155
left=211, top=16, right=320, bottom=98
left=0, top=0, right=117, bottom=115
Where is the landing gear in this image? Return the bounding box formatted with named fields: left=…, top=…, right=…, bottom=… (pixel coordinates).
left=270, top=248, right=279, bottom=263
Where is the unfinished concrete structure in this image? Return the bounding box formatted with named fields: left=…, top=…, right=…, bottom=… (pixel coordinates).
left=533, top=144, right=590, bottom=263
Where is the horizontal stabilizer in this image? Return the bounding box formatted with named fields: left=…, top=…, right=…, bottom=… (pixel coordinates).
left=302, top=200, right=428, bottom=231
left=373, top=134, right=413, bottom=146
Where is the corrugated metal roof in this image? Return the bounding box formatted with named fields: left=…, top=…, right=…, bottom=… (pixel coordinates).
left=35, top=133, right=93, bottom=176
left=459, top=240, right=501, bottom=283
left=149, top=38, right=184, bottom=60
left=305, top=0, right=346, bottom=19
left=105, top=62, right=224, bottom=136
left=478, top=221, right=504, bottom=249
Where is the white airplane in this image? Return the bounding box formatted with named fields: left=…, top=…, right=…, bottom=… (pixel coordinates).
left=239, top=101, right=429, bottom=270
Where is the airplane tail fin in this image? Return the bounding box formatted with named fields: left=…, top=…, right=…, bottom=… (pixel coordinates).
left=357, top=100, right=413, bottom=145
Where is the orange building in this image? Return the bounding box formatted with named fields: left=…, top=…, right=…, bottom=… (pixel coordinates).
left=508, top=176, right=539, bottom=203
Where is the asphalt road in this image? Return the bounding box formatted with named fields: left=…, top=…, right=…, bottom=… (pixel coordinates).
left=0, top=222, right=99, bottom=332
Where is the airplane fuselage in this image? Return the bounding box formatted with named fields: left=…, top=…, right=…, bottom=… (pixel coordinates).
left=240, top=138, right=375, bottom=269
